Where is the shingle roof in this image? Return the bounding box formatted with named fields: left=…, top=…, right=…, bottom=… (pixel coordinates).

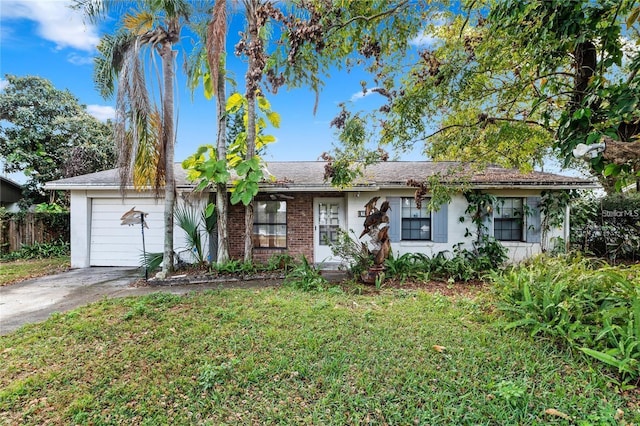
left=45, top=161, right=597, bottom=191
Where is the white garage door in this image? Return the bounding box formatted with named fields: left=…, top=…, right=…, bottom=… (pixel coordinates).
left=90, top=198, right=165, bottom=266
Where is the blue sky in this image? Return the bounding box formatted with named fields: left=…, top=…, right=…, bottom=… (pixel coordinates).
left=0, top=0, right=413, bottom=183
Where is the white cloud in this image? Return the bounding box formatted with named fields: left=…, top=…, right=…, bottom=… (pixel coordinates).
left=350, top=88, right=380, bottom=102
left=0, top=79, right=8, bottom=91
left=410, top=13, right=448, bottom=48
left=86, top=104, right=116, bottom=122
left=1, top=0, right=100, bottom=52
left=67, top=52, right=94, bottom=65
left=409, top=32, right=441, bottom=48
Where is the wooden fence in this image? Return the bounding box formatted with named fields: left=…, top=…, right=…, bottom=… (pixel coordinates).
left=0, top=213, right=70, bottom=253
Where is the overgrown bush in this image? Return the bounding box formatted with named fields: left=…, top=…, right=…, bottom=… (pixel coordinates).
left=330, top=226, right=507, bottom=283
left=207, top=254, right=295, bottom=275
left=571, top=193, right=640, bottom=261
left=383, top=240, right=506, bottom=283
left=265, top=253, right=296, bottom=272
left=1, top=240, right=70, bottom=261
left=329, top=229, right=373, bottom=277
left=492, top=254, right=640, bottom=383
left=283, top=255, right=328, bottom=292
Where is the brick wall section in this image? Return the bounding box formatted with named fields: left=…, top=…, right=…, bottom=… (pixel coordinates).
left=227, top=192, right=339, bottom=263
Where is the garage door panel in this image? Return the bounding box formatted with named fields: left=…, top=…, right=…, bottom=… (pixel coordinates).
left=90, top=198, right=165, bottom=266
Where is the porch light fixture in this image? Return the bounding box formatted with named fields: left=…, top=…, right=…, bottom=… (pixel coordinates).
left=572, top=142, right=605, bottom=159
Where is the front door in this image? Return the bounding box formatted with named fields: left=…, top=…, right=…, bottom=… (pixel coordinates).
left=313, top=197, right=345, bottom=263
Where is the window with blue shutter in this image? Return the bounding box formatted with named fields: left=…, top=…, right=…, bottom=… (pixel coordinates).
left=382, top=197, right=448, bottom=243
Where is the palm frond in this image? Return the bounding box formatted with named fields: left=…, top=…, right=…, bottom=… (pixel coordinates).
left=124, top=10, right=155, bottom=35
left=140, top=251, right=163, bottom=272
left=127, top=106, right=162, bottom=192
left=156, top=0, right=194, bottom=19
left=174, top=202, right=206, bottom=264
left=94, top=31, right=136, bottom=99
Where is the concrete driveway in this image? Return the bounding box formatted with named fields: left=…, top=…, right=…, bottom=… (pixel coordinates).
left=0, top=267, right=287, bottom=336
left=0, top=267, right=150, bottom=335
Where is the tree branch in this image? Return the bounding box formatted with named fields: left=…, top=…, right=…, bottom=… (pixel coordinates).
left=603, top=136, right=640, bottom=165
left=423, top=116, right=551, bottom=141
left=325, top=1, right=409, bottom=35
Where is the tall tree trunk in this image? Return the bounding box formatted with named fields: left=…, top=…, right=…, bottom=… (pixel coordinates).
left=216, top=63, right=230, bottom=263
left=161, top=43, right=177, bottom=274
left=243, top=2, right=259, bottom=263
left=207, top=0, right=230, bottom=263
left=244, top=94, right=256, bottom=263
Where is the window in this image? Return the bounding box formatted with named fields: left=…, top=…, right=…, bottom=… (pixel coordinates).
left=401, top=197, right=431, bottom=240
left=253, top=201, right=287, bottom=248
left=318, top=201, right=341, bottom=245
left=494, top=198, right=523, bottom=241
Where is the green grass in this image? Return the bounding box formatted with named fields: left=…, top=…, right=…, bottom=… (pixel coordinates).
left=0, top=256, right=70, bottom=286
left=0, top=288, right=637, bottom=425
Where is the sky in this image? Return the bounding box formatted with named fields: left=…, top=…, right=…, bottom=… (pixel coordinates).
left=0, top=0, right=414, bottom=184
left=0, top=0, right=587, bottom=188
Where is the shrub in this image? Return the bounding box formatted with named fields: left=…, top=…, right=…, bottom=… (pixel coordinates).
left=284, top=255, right=328, bottom=292
left=329, top=229, right=373, bottom=277
left=1, top=240, right=69, bottom=261
left=384, top=252, right=431, bottom=282
left=571, top=193, right=640, bottom=261
left=492, top=254, right=640, bottom=383
left=265, top=253, right=296, bottom=272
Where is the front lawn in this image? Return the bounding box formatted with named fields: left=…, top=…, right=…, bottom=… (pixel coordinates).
left=1, top=287, right=637, bottom=425
left=0, top=256, right=70, bottom=286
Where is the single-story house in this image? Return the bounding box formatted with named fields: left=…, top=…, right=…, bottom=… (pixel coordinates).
left=0, top=176, right=23, bottom=212
left=45, top=161, right=596, bottom=268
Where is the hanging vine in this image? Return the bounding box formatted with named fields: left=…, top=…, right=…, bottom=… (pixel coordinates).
left=461, top=190, right=508, bottom=268
left=539, top=190, right=576, bottom=252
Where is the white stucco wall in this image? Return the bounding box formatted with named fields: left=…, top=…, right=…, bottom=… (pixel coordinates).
left=345, top=189, right=562, bottom=264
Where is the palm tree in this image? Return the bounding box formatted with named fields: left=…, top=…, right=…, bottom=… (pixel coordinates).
left=77, top=0, right=192, bottom=274
left=207, top=0, right=231, bottom=263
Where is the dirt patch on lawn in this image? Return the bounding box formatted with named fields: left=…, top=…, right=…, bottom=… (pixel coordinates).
left=378, top=278, right=489, bottom=298
left=132, top=268, right=488, bottom=299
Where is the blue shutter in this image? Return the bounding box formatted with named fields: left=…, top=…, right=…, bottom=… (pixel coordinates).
left=526, top=197, right=541, bottom=243
left=387, top=197, right=401, bottom=242
left=431, top=202, right=448, bottom=243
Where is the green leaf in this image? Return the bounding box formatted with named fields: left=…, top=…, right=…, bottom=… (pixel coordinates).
left=586, top=133, right=600, bottom=144
left=235, top=161, right=250, bottom=176
left=203, top=72, right=214, bottom=100
left=257, top=96, right=271, bottom=111
left=248, top=169, right=263, bottom=182
left=240, top=190, right=254, bottom=205
left=246, top=181, right=259, bottom=195
left=204, top=203, right=215, bottom=218
left=580, top=347, right=623, bottom=369
left=195, top=180, right=209, bottom=191
left=258, top=134, right=276, bottom=144
left=246, top=156, right=261, bottom=170
left=603, top=163, right=620, bottom=177
left=627, top=6, right=640, bottom=28
left=266, top=111, right=281, bottom=128
left=230, top=190, right=242, bottom=205
left=226, top=93, right=244, bottom=113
